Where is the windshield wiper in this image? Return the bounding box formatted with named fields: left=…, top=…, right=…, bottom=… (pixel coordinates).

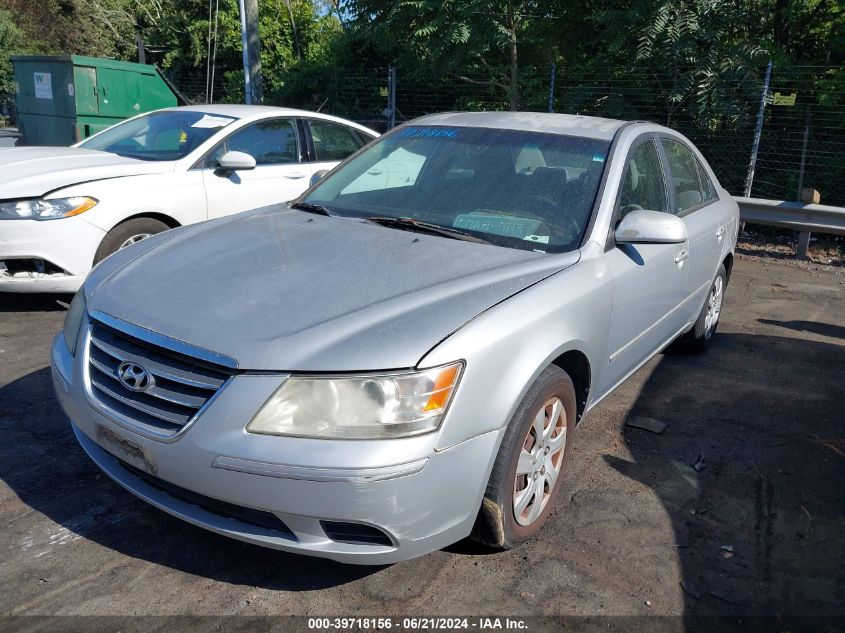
left=289, top=202, right=336, bottom=216
left=366, top=216, right=491, bottom=244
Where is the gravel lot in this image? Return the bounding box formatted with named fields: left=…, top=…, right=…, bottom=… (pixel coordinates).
left=1, top=257, right=843, bottom=623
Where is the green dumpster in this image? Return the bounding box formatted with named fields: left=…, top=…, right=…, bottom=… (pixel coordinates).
left=11, top=55, right=180, bottom=146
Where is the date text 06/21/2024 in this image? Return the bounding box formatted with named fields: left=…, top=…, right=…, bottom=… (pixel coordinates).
left=307, top=617, right=529, bottom=630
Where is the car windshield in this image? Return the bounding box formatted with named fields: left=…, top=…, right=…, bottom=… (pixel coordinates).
left=79, top=110, right=238, bottom=161
left=304, top=125, right=610, bottom=253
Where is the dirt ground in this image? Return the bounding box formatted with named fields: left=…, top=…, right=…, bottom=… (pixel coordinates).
left=0, top=257, right=843, bottom=627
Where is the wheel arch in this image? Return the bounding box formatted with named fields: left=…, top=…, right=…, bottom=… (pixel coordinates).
left=722, top=252, right=734, bottom=283
left=549, top=349, right=591, bottom=423
left=92, top=212, right=182, bottom=266
left=114, top=212, right=182, bottom=230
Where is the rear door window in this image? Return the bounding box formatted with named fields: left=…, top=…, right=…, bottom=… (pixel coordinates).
left=308, top=120, right=366, bottom=162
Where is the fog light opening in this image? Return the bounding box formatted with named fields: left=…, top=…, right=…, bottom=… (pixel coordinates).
left=320, top=521, right=394, bottom=547
left=1, top=258, right=70, bottom=278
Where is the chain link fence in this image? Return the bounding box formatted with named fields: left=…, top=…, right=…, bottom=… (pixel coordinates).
left=181, top=63, right=838, bottom=207
left=2, top=62, right=841, bottom=207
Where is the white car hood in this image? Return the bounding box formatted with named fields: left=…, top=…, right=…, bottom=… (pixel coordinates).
left=0, top=147, right=175, bottom=199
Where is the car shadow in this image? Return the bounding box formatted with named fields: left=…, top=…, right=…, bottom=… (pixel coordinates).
left=0, top=367, right=381, bottom=591
left=757, top=318, right=845, bottom=340
left=605, top=332, right=845, bottom=618
left=0, top=292, right=71, bottom=312
left=2, top=331, right=843, bottom=609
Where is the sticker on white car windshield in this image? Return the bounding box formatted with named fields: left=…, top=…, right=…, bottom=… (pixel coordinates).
left=191, top=114, right=236, bottom=129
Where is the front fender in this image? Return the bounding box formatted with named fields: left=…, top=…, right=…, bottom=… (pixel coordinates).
left=53, top=172, right=206, bottom=232
left=421, top=243, right=613, bottom=451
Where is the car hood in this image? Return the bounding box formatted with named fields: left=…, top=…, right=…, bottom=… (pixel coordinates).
left=86, top=206, right=579, bottom=371
left=0, top=147, right=174, bottom=198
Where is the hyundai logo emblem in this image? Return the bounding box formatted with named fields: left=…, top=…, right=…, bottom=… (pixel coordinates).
left=117, top=361, right=154, bottom=393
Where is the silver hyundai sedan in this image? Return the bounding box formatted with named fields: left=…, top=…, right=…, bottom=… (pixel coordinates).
left=51, top=112, right=738, bottom=564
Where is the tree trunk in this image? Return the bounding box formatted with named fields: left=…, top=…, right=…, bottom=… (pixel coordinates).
left=281, top=0, right=301, bottom=60
left=508, top=2, right=518, bottom=111
left=773, top=0, right=789, bottom=54
left=243, top=0, right=263, bottom=104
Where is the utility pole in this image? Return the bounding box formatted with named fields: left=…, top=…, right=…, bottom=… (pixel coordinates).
left=387, top=66, right=397, bottom=130
left=239, top=0, right=263, bottom=104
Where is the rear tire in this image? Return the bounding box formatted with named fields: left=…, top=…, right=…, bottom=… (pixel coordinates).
left=681, top=263, right=727, bottom=354
left=94, top=218, right=170, bottom=264
left=471, top=365, right=576, bottom=550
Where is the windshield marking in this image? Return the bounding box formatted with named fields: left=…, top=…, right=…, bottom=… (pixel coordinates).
left=395, top=127, right=458, bottom=139
left=191, top=114, right=236, bottom=129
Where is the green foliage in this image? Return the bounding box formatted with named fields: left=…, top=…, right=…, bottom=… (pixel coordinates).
left=0, top=0, right=138, bottom=59
left=630, top=0, right=767, bottom=126
left=0, top=7, right=25, bottom=116
left=0, top=0, right=841, bottom=118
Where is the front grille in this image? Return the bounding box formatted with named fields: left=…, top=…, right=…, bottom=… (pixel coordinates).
left=116, top=458, right=295, bottom=537
left=86, top=319, right=231, bottom=437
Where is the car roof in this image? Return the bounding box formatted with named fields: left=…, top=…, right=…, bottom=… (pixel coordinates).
left=410, top=112, right=628, bottom=141
left=157, top=104, right=379, bottom=135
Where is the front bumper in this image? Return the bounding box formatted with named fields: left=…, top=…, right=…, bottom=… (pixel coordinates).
left=51, top=332, right=500, bottom=564
left=0, top=217, right=106, bottom=293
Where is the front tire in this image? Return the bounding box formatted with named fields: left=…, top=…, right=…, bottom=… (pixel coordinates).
left=471, top=365, right=576, bottom=549
left=93, top=218, right=170, bottom=264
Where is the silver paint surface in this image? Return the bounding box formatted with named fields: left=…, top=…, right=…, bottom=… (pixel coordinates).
left=54, top=116, right=739, bottom=563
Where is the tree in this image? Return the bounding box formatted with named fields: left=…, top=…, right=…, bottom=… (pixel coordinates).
left=632, top=0, right=767, bottom=126
left=0, top=7, right=25, bottom=117
left=343, top=0, right=554, bottom=110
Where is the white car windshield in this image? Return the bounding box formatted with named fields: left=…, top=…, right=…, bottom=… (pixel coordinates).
left=304, top=126, right=611, bottom=253
left=79, top=111, right=238, bottom=161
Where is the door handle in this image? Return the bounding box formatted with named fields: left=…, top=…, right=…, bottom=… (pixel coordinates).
left=284, top=172, right=307, bottom=179
left=674, top=249, right=689, bottom=264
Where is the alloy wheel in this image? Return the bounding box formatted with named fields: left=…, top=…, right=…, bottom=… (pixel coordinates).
left=704, top=275, right=724, bottom=339
left=513, top=397, right=567, bottom=526
left=119, top=233, right=152, bottom=250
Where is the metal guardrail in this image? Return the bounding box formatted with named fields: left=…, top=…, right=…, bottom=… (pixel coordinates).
left=735, top=197, right=845, bottom=258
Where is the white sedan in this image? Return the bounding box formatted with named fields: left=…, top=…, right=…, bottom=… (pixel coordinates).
left=0, top=105, right=378, bottom=293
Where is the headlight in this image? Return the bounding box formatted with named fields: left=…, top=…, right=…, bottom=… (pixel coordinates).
left=246, top=362, right=464, bottom=439
left=63, top=291, right=87, bottom=356
left=0, top=196, right=98, bottom=220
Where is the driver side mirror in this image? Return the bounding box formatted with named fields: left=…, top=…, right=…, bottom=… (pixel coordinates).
left=217, top=151, right=256, bottom=172
left=310, top=169, right=330, bottom=187
left=615, top=210, right=687, bottom=245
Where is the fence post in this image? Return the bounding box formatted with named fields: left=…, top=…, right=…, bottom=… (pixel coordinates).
left=795, top=106, right=813, bottom=259
left=387, top=66, right=397, bottom=130
left=547, top=62, right=556, bottom=113
left=796, top=106, right=811, bottom=198
left=743, top=60, right=772, bottom=198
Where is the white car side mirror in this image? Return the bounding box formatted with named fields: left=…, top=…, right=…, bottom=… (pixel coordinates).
left=217, top=151, right=256, bottom=171
left=615, top=210, right=687, bottom=245
left=310, top=169, right=330, bottom=187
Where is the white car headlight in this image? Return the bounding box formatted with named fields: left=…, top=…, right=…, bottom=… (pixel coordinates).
left=246, top=362, right=464, bottom=439
left=63, top=291, right=87, bottom=356
left=0, top=196, right=98, bottom=220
